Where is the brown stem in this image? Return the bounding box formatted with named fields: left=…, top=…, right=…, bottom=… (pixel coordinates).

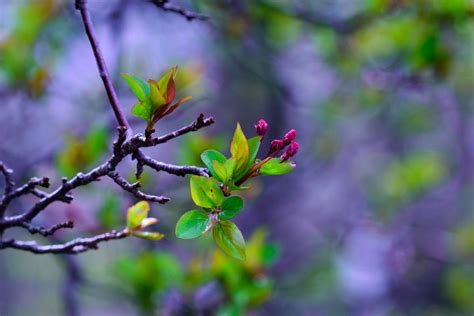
left=75, top=0, right=130, bottom=131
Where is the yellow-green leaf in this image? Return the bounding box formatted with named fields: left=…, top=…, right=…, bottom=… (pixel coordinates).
left=212, top=160, right=227, bottom=183
left=132, top=231, right=164, bottom=241
left=201, top=149, right=227, bottom=180
left=149, top=79, right=166, bottom=111
left=131, top=102, right=151, bottom=121
left=234, top=136, right=260, bottom=181
left=190, top=175, right=225, bottom=208
left=230, top=123, right=249, bottom=176
left=127, top=201, right=149, bottom=230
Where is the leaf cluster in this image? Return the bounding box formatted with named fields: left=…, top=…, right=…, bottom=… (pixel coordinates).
left=176, top=123, right=296, bottom=260
left=126, top=201, right=164, bottom=241
left=122, top=66, right=191, bottom=135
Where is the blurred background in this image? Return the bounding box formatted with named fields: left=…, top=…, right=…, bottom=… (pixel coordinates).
left=0, top=0, right=473, bottom=315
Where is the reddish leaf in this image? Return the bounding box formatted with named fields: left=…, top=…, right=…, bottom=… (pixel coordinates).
left=166, top=77, right=176, bottom=103
left=163, top=96, right=192, bottom=117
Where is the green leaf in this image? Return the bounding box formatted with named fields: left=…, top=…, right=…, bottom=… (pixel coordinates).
left=260, top=158, right=295, bottom=176
left=212, top=160, right=227, bottom=183
left=127, top=201, right=149, bottom=230
left=132, top=231, right=164, bottom=241
left=149, top=79, right=166, bottom=111
left=224, top=159, right=236, bottom=182
left=230, top=123, right=250, bottom=176
left=121, top=73, right=149, bottom=101
left=219, top=196, right=244, bottom=220
left=201, top=149, right=227, bottom=180
left=175, top=210, right=210, bottom=239
left=247, top=136, right=261, bottom=165
left=213, top=220, right=246, bottom=260
left=131, top=102, right=151, bottom=121
left=190, top=175, right=225, bottom=208
left=234, top=136, right=260, bottom=181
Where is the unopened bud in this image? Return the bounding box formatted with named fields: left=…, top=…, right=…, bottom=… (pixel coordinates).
left=281, top=141, right=299, bottom=160
left=284, top=129, right=297, bottom=144
left=270, top=139, right=284, bottom=153
left=255, top=119, right=268, bottom=137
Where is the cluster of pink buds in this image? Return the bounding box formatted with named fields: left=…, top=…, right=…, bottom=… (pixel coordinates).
left=280, top=129, right=299, bottom=161
left=254, top=119, right=299, bottom=161
left=281, top=141, right=299, bottom=160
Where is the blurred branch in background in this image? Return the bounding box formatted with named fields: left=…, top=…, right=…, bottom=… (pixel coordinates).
left=149, top=0, right=209, bottom=21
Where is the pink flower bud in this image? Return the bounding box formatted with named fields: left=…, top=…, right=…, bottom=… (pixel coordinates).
left=270, top=139, right=284, bottom=152
left=281, top=141, right=299, bottom=160
left=255, top=119, right=268, bottom=136
left=284, top=129, right=297, bottom=142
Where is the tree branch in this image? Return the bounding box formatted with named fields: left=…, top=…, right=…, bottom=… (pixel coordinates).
left=75, top=0, right=130, bottom=131
left=149, top=0, right=209, bottom=21
left=18, top=221, right=74, bottom=237
left=135, top=150, right=209, bottom=177
left=136, top=113, right=215, bottom=148
left=0, top=116, right=214, bottom=230
left=0, top=162, right=15, bottom=196
left=0, top=176, right=50, bottom=214
left=107, top=171, right=169, bottom=203
left=0, top=229, right=128, bottom=254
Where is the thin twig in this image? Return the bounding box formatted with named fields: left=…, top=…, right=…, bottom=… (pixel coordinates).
left=108, top=171, right=169, bottom=203
left=75, top=0, right=130, bottom=131
left=18, top=221, right=74, bottom=237
left=135, top=150, right=209, bottom=177
left=0, top=229, right=128, bottom=254
left=148, top=113, right=215, bottom=146
left=0, top=177, right=49, bottom=214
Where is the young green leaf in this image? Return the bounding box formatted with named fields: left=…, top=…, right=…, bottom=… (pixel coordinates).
left=260, top=158, right=295, bottom=176
left=213, top=220, right=246, bottom=260
left=132, top=231, right=164, bottom=241
left=201, top=150, right=227, bottom=180
left=230, top=123, right=250, bottom=176
left=131, top=102, right=151, bottom=121
left=234, top=136, right=260, bottom=181
left=149, top=79, right=166, bottom=111
left=175, top=210, right=210, bottom=239
left=190, top=175, right=225, bottom=208
left=219, top=196, right=244, bottom=220
left=127, top=201, right=150, bottom=230
left=247, top=136, right=261, bottom=165
left=212, top=160, right=227, bottom=183
left=224, top=159, right=236, bottom=181
left=121, top=73, right=149, bottom=101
